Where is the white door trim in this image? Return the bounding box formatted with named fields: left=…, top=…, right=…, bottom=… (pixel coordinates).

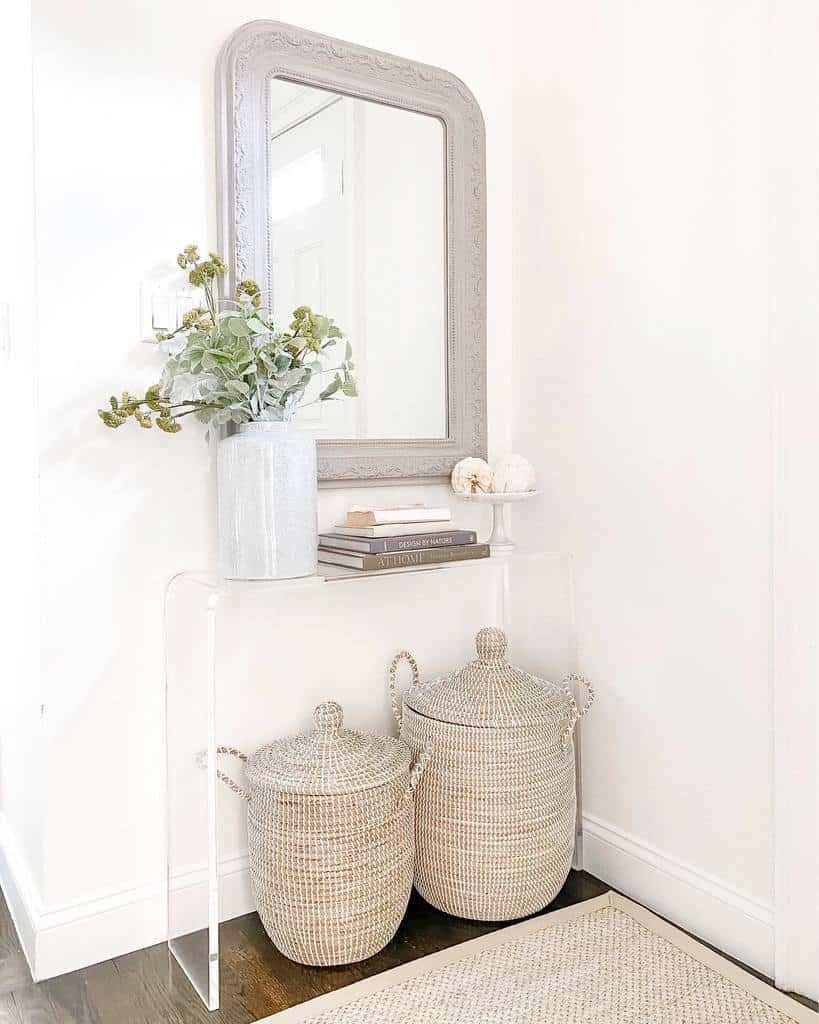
left=768, top=0, right=818, bottom=1000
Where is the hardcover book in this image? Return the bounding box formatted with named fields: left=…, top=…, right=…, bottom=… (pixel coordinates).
left=330, top=522, right=451, bottom=538
left=345, top=505, right=451, bottom=527
left=318, top=530, right=478, bottom=554
left=317, top=543, right=490, bottom=571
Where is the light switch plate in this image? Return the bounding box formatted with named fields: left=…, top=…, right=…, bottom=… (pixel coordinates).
left=139, top=271, right=198, bottom=344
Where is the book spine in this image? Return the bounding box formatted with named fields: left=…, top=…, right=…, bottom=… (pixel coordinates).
left=361, top=544, right=490, bottom=570
left=379, top=531, right=477, bottom=553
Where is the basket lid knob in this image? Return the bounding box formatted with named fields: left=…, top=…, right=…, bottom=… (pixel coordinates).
left=313, top=700, right=344, bottom=738
left=475, top=626, right=507, bottom=662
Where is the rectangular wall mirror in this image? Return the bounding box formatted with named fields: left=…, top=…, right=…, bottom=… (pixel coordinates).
left=217, top=21, right=486, bottom=482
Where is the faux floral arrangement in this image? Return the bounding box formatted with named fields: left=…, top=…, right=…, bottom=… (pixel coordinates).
left=98, top=245, right=356, bottom=435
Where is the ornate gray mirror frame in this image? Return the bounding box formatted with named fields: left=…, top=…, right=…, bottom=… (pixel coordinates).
left=215, top=21, right=486, bottom=484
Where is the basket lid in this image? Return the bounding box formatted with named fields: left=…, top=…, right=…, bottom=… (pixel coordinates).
left=245, top=701, right=411, bottom=796
left=402, top=627, right=568, bottom=728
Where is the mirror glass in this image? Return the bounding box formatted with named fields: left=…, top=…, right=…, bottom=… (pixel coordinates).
left=267, top=78, right=447, bottom=440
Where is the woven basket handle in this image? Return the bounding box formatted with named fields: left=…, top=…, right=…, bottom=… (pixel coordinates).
left=559, top=675, right=595, bottom=751
left=214, top=746, right=251, bottom=802
left=400, top=749, right=431, bottom=806
left=387, top=650, right=420, bottom=728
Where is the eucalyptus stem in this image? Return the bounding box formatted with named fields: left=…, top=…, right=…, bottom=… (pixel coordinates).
left=309, top=364, right=346, bottom=378
left=97, top=244, right=356, bottom=436
left=203, top=277, right=218, bottom=322
left=173, top=406, right=219, bottom=419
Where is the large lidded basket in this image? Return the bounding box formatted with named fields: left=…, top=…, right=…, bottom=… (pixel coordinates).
left=218, top=701, right=428, bottom=965
left=388, top=627, right=593, bottom=921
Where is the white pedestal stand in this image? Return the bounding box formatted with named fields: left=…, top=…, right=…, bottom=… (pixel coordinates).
left=454, top=490, right=542, bottom=554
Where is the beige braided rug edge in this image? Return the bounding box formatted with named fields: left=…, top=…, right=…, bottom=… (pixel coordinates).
left=261, top=892, right=817, bottom=1024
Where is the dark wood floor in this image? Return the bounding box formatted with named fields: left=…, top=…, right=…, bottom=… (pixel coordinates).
left=0, top=871, right=814, bottom=1023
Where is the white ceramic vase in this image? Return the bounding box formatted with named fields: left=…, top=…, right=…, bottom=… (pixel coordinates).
left=217, top=422, right=317, bottom=580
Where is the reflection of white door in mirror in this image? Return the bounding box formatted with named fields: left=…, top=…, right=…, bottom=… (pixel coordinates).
left=268, top=88, right=360, bottom=439
left=267, top=78, right=447, bottom=442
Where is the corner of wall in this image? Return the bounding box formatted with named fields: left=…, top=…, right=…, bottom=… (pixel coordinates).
left=582, top=814, right=775, bottom=977
left=0, top=812, right=40, bottom=976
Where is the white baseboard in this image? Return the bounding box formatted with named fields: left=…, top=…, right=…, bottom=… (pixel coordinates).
left=34, top=857, right=255, bottom=981
left=582, top=813, right=775, bottom=976
left=0, top=813, right=256, bottom=980
left=35, top=882, right=166, bottom=981
left=1, top=810, right=777, bottom=983
left=0, top=813, right=38, bottom=975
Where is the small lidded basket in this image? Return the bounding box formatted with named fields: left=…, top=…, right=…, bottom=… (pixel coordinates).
left=388, top=627, right=593, bottom=922
left=218, top=701, right=428, bottom=966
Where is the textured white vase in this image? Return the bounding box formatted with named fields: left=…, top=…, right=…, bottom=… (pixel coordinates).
left=217, top=422, right=317, bottom=580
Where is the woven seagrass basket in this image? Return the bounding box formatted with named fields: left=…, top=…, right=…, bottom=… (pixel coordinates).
left=388, top=627, right=593, bottom=922
left=218, top=701, right=429, bottom=966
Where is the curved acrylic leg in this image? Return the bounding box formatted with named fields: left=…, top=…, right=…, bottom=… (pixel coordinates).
left=164, top=576, right=221, bottom=1011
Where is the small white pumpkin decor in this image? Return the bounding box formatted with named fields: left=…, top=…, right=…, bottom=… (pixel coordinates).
left=491, top=454, right=537, bottom=494
left=450, top=453, right=540, bottom=552
left=451, top=457, right=493, bottom=495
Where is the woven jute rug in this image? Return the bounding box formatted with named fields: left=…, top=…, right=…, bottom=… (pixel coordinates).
left=263, top=892, right=817, bottom=1023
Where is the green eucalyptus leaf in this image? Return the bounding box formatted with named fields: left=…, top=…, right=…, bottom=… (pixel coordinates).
left=319, top=374, right=342, bottom=401
left=227, top=317, right=251, bottom=338
left=341, top=380, right=358, bottom=397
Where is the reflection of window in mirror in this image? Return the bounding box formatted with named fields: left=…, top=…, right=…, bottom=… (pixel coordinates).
left=268, top=79, right=447, bottom=442
left=270, top=149, right=324, bottom=221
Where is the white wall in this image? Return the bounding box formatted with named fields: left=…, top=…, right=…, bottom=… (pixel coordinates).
left=513, top=0, right=816, bottom=991
left=0, top=0, right=45, bottom=971
left=516, top=0, right=769, bottom=892
left=4, top=0, right=814, bottom=994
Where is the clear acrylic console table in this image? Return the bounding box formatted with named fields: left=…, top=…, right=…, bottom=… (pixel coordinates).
left=164, top=550, right=583, bottom=1012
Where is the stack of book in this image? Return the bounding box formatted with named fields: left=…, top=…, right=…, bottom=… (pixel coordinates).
left=318, top=505, right=490, bottom=571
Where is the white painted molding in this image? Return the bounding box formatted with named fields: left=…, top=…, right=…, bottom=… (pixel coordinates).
left=0, top=814, right=255, bottom=980
left=768, top=0, right=819, bottom=1002
left=1, top=813, right=780, bottom=983
left=35, top=881, right=165, bottom=981
left=582, top=814, right=775, bottom=976
left=0, top=813, right=38, bottom=975
left=34, top=858, right=254, bottom=981
left=167, top=854, right=254, bottom=945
